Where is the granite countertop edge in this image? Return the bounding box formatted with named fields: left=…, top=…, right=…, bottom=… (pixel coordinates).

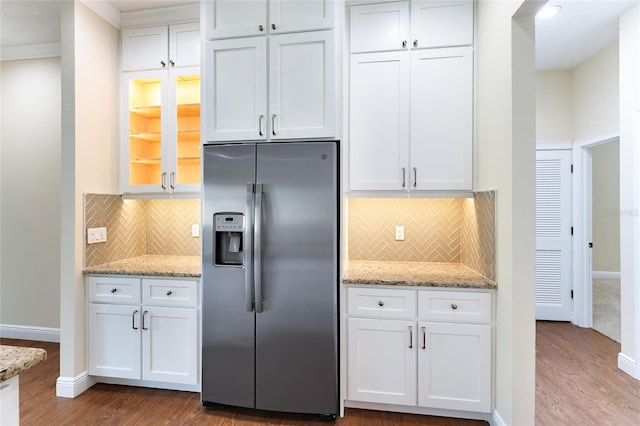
left=343, top=260, right=497, bottom=290
left=0, top=346, right=47, bottom=383
left=83, top=255, right=202, bottom=279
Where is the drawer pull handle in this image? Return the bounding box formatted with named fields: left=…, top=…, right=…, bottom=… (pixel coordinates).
left=111, top=288, right=117, bottom=293
left=408, top=326, right=413, bottom=348
left=378, top=300, right=384, bottom=307
left=166, top=290, right=173, bottom=296
left=451, top=303, right=458, bottom=310
left=132, top=310, right=138, bottom=330
left=422, top=326, right=426, bottom=349
left=142, top=310, right=149, bottom=330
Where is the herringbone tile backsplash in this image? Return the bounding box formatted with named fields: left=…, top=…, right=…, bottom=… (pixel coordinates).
left=348, top=198, right=463, bottom=262
left=348, top=193, right=495, bottom=282
left=84, top=194, right=200, bottom=267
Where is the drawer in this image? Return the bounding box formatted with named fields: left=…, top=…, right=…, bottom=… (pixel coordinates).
left=347, top=287, right=416, bottom=319
left=418, top=290, right=491, bottom=324
left=142, top=279, right=198, bottom=307
left=88, top=276, right=140, bottom=304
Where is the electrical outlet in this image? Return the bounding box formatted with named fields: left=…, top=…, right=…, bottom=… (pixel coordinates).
left=395, top=226, right=405, bottom=241
left=192, top=224, right=200, bottom=238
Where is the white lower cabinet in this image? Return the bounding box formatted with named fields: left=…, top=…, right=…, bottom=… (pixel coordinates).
left=346, top=286, right=493, bottom=415
left=87, top=276, right=199, bottom=388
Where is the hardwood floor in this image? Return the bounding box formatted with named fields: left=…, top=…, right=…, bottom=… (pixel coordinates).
left=3, top=322, right=640, bottom=425
left=535, top=321, right=640, bottom=425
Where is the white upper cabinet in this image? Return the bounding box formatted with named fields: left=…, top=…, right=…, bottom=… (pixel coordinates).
left=205, top=0, right=334, bottom=40
left=349, top=0, right=472, bottom=54
left=410, top=46, right=472, bottom=190
left=349, top=1, right=410, bottom=53
left=349, top=52, right=409, bottom=190
left=122, top=23, right=200, bottom=71
left=205, top=31, right=335, bottom=142
left=205, top=37, right=268, bottom=141
left=269, top=31, right=335, bottom=139
left=411, top=0, right=473, bottom=49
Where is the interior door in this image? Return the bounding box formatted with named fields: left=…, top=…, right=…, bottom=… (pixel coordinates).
left=254, top=142, right=338, bottom=415
left=536, top=149, right=573, bottom=321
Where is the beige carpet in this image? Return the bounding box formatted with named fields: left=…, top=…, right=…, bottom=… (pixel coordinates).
left=592, top=278, right=620, bottom=343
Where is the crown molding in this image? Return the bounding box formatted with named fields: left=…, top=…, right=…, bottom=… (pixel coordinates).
left=81, top=0, right=121, bottom=29
left=0, top=42, right=61, bottom=61
left=120, top=3, right=199, bottom=28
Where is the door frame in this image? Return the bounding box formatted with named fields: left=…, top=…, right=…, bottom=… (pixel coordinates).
left=571, top=130, right=620, bottom=328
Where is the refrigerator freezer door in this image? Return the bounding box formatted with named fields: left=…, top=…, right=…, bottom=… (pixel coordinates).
left=202, top=144, right=256, bottom=408
left=254, top=142, right=338, bottom=415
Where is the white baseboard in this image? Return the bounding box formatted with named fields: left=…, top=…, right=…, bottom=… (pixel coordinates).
left=592, top=271, right=621, bottom=279
left=618, top=352, right=636, bottom=378
left=489, top=409, right=507, bottom=426
left=56, top=373, right=95, bottom=398
left=0, top=324, right=60, bottom=342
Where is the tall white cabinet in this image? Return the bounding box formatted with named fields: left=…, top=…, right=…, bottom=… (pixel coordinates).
left=348, top=0, right=474, bottom=192
left=204, top=0, right=336, bottom=142
left=87, top=276, right=200, bottom=390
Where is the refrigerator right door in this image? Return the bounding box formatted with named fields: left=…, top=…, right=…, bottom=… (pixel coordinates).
left=254, top=142, right=339, bottom=415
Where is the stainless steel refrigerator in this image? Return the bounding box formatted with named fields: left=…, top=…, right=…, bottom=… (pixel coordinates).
left=201, top=141, right=339, bottom=417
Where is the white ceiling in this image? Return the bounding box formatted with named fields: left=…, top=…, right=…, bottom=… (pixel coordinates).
left=0, top=0, right=638, bottom=71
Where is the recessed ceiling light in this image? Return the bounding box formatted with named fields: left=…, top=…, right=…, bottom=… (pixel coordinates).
left=536, top=5, right=562, bottom=20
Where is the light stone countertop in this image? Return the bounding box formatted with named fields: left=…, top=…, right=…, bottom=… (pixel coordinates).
left=344, top=260, right=496, bottom=289
left=83, top=255, right=201, bottom=278
left=0, top=345, right=47, bottom=383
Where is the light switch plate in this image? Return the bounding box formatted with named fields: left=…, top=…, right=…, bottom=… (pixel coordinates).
left=395, top=226, right=405, bottom=241
left=87, top=227, right=107, bottom=244
left=192, top=224, right=200, bottom=237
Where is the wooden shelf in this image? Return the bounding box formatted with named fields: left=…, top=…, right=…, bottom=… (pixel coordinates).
left=130, top=106, right=161, bottom=119
left=130, top=132, right=161, bottom=142
left=177, top=157, right=200, bottom=165
left=177, top=103, right=200, bottom=117
left=130, top=158, right=162, bottom=164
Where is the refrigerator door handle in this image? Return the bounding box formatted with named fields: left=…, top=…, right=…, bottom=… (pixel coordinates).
left=245, top=183, right=255, bottom=312
left=254, top=183, right=264, bottom=313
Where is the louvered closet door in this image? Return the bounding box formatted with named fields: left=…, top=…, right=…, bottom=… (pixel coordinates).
left=536, top=150, right=572, bottom=321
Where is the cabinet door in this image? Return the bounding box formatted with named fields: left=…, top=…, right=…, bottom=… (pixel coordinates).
left=347, top=318, right=416, bottom=406
left=269, top=31, right=335, bottom=139
left=205, top=38, right=267, bottom=142
left=411, top=0, right=473, bottom=49
left=418, top=322, right=491, bottom=412
left=88, top=304, right=141, bottom=379
left=169, top=66, right=201, bottom=192
left=142, top=307, right=199, bottom=385
left=349, top=2, right=410, bottom=53
left=349, top=52, right=409, bottom=191
left=169, top=23, right=200, bottom=68
left=205, top=0, right=267, bottom=39
left=122, top=70, right=170, bottom=193
left=269, top=0, right=334, bottom=34
left=410, top=47, right=472, bottom=190
left=122, top=26, right=168, bottom=71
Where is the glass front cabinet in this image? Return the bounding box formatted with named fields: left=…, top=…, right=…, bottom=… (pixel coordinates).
left=123, top=67, right=201, bottom=194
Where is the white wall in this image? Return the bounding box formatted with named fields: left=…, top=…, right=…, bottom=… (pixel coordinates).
left=476, top=1, right=537, bottom=424
left=536, top=70, right=573, bottom=142
left=59, top=1, right=119, bottom=387
left=573, top=42, right=620, bottom=142
left=619, top=2, right=639, bottom=379
left=591, top=141, right=620, bottom=272
left=0, top=57, right=61, bottom=330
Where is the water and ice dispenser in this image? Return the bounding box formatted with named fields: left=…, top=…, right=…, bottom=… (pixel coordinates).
left=214, top=213, right=244, bottom=266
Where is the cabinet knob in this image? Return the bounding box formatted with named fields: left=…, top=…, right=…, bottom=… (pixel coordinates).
left=271, top=23, right=277, bottom=30
left=413, top=39, right=418, bottom=48
left=111, top=288, right=117, bottom=293
left=160, top=60, right=166, bottom=68
left=378, top=300, right=384, bottom=307
left=259, top=24, right=264, bottom=32
left=451, top=303, right=458, bottom=310
left=402, top=40, right=407, bottom=49
left=166, top=290, right=173, bottom=296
